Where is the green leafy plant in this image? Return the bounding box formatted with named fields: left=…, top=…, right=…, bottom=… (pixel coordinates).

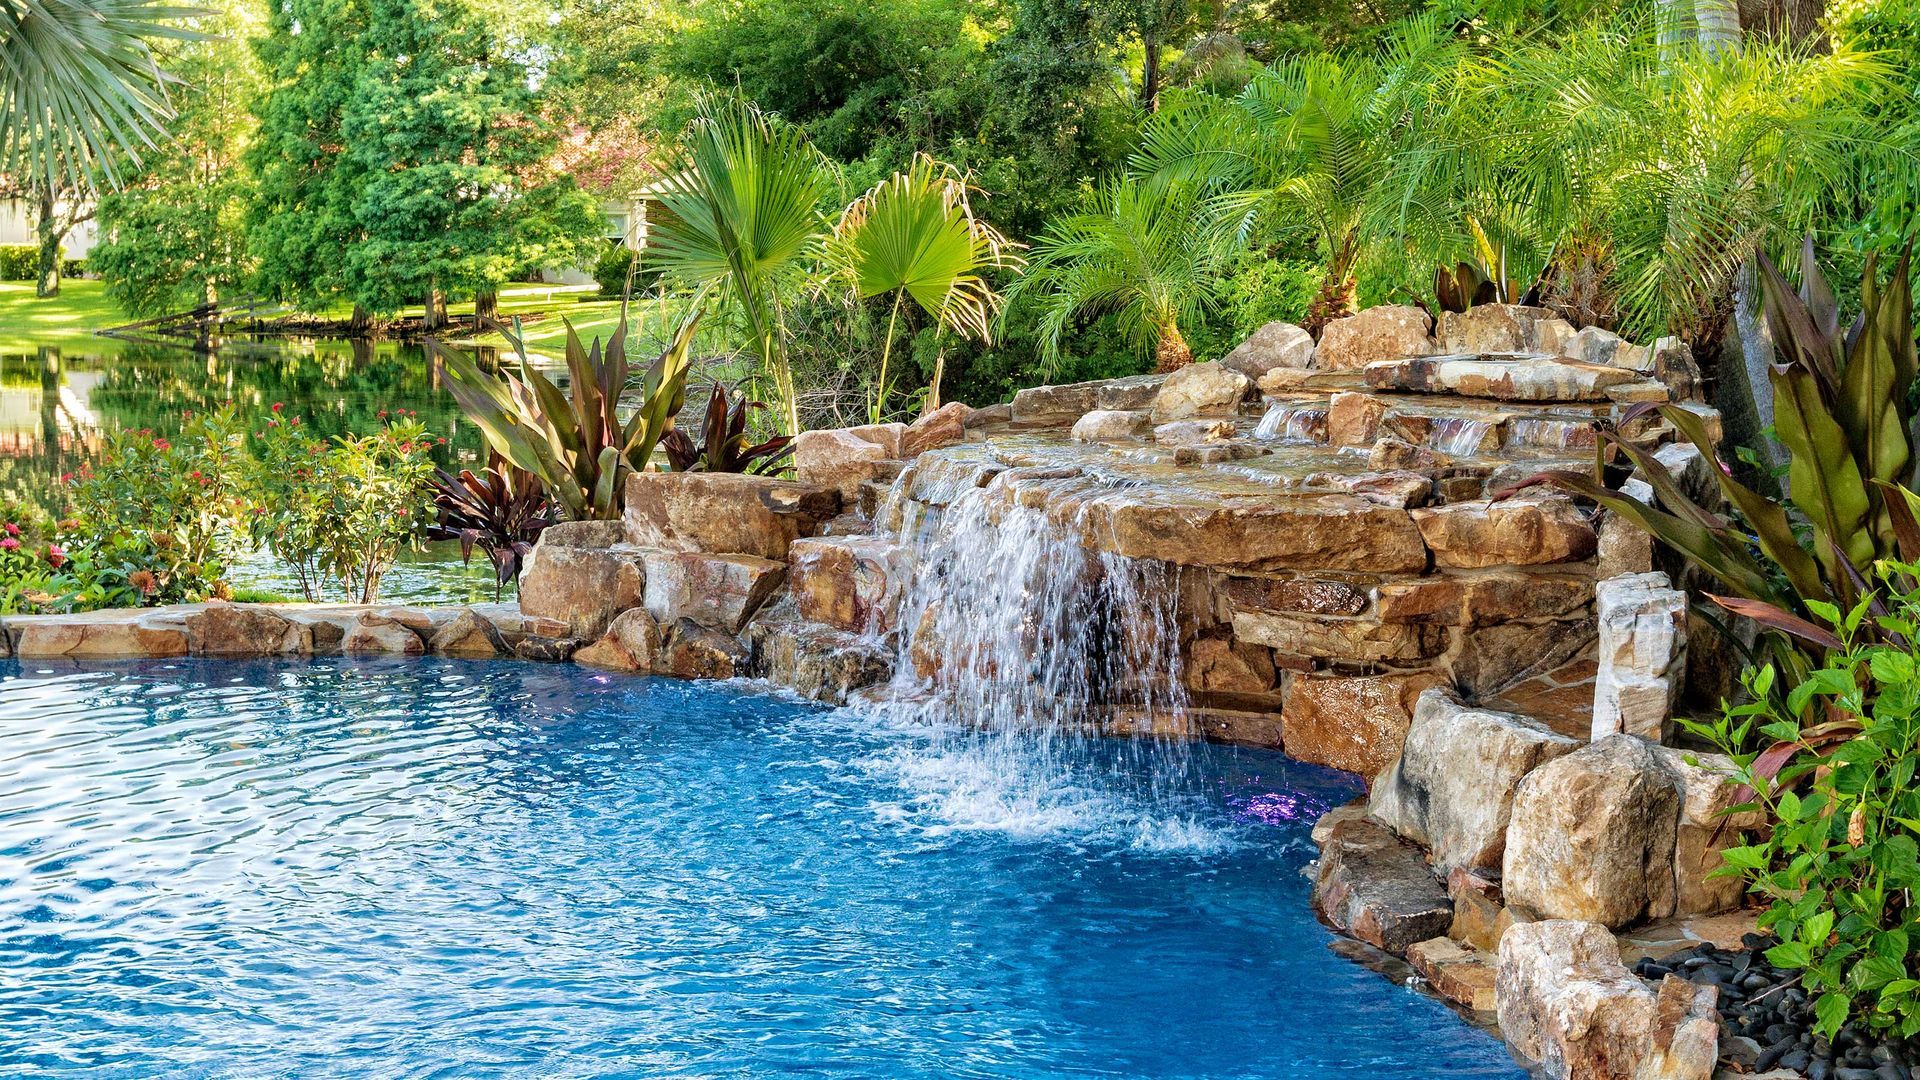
left=1690, top=574, right=1920, bottom=1040
left=1534, top=241, right=1917, bottom=700
left=436, top=308, right=702, bottom=521
left=660, top=382, right=794, bottom=475
left=821, top=153, right=1021, bottom=421
left=645, top=92, right=830, bottom=434
left=427, top=455, right=555, bottom=598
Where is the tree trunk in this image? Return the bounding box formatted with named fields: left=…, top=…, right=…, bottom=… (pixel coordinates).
left=422, top=287, right=447, bottom=332
left=1154, top=321, right=1193, bottom=372
left=34, top=190, right=60, bottom=299
left=348, top=304, right=373, bottom=336
left=1139, top=31, right=1162, bottom=113
left=474, top=288, right=498, bottom=324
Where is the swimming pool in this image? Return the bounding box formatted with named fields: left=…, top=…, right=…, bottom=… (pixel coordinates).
left=0, top=658, right=1524, bottom=1078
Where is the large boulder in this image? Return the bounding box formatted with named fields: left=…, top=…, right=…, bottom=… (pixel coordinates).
left=743, top=616, right=893, bottom=705
left=1503, top=735, right=1681, bottom=927
left=517, top=536, right=648, bottom=640
left=1411, top=495, right=1597, bottom=568
left=1366, top=355, right=1640, bottom=402
left=664, top=619, right=748, bottom=679
left=1279, top=673, right=1443, bottom=778
left=1315, top=305, right=1434, bottom=370
left=1648, top=745, right=1766, bottom=916
left=1096, top=374, right=1167, bottom=411
left=1091, top=493, right=1429, bottom=573
left=1071, top=409, right=1151, bottom=442
left=787, top=535, right=908, bottom=635
left=342, top=611, right=425, bottom=655
left=1497, top=920, right=1717, bottom=1080
left=1592, top=572, right=1686, bottom=742
left=572, top=608, right=664, bottom=673
left=794, top=426, right=901, bottom=499
left=642, top=551, right=786, bottom=633
left=1221, top=321, right=1314, bottom=378
left=1560, top=325, right=1651, bottom=371
left=1325, top=391, right=1388, bottom=447
left=186, top=602, right=311, bottom=656
left=901, top=401, right=972, bottom=457
left=1313, top=815, right=1453, bottom=955
left=1011, top=380, right=1102, bottom=423
left=623, top=472, right=841, bottom=560
left=9, top=609, right=188, bottom=659
left=1437, top=304, right=1561, bottom=355
left=428, top=608, right=508, bottom=658
left=1370, top=689, right=1582, bottom=875
left=1149, top=361, right=1253, bottom=421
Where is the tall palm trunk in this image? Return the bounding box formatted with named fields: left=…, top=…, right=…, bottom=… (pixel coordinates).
left=475, top=288, right=497, bottom=323
left=1303, top=228, right=1360, bottom=337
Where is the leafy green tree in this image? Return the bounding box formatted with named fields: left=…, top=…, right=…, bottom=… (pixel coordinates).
left=339, top=0, right=599, bottom=323
left=92, top=2, right=265, bottom=317
left=246, top=0, right=375, bottom=323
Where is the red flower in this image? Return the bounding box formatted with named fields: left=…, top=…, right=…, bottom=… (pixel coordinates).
left=377, top=409, right=388, bottom=419
left=59, top=472, right=74, bottom=485
left=45, top=545, right=65, bottom=569
left=152, top=438, right=171, bottom=451
left=0, top=538, right=18, bottom=552
left=271, top=402, right=284, bottom=413
left=3, top=522, right=17, bottom=537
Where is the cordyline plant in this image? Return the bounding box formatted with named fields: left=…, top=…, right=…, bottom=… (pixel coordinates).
left=660, top=382, right=794, bottom=475
left=435, top=305, right=702, bottom=521
left=1527, top=239, right=1917, bottom=714
left=427, top=454, right=555, bottom=599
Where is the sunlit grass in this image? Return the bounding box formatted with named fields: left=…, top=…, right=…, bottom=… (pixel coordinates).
left=0, top=280, right=132, bottom=347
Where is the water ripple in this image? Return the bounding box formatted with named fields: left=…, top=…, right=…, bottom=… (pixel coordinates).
left=0, top=658, right=1522, bottom=1079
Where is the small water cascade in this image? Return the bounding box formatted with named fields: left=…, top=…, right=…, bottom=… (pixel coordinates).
left=1425, top=416, right=1499, bottom=456
left=870, top=462, right=1209, bottom=842
left=1253, top=401, right=1329, bottom=442
left=1505, top=416, right=1598, bottom=452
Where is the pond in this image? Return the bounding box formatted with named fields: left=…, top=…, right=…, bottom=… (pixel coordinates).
left=0, top=337, right=510, bottom=604
left=0, top=658, right=1526, bottom=1078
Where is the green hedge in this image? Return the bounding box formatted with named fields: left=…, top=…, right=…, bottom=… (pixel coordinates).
left=0, top=244, right=39, bottom=281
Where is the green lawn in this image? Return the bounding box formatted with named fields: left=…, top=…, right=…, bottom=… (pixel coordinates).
left=0, top=280, right=132, bottom=347
left=0, top=278, right=627, bottom=352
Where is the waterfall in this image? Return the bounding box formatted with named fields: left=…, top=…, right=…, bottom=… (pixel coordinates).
left=1253, top=401, right=1328, bottom=442
left=1505, top=417, right=1597, bottom=452
left=1426, top=416, right=1498, bottom=456
left=867, top=464, right=1212, bottom=844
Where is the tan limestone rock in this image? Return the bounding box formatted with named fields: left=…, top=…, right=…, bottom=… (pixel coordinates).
left=665, top=619, right=747, bottom=679
left=1070, top=409, right=1151, bottom=442
left=1094, top=494, right=1429, bottom=573
left=1149, top=361, right=1253, bottom=421
left=1221, top=321, right=1314, bottom=378
left=1152, top=419, right=1236, bottom=446
left=1408, top=936, right=1499, bottom=1012
left=1593, top=571, right=1687, bottom=743
left=742, top=616, right=892, bottom=705
left=901, top=401, right=971, bottom=457
left=11, top=609, right=189, bottom=659
left=1010, top=380, right=1102, bottom=422
left=1315, top=305, right=1434, bottom=370
left=428, top=608, right=508, bottom=658
left=1232, top=610, right=1448, bottom=664
left=517, top=540, right=648, bottom=640
left=1325, top=391, right=1388, bottom=447
left=1370, top=689, right=1582, bottom=874
left=186, top=602, right=311, bottom=656
left=1412, top=496, right=1597, bottom=568
left=342, top=612, right=425, bottom=655
left=642, top=551, right=785, bottom=633
left=1648, top=745, right=1766, bottom=916
left=1184, top=634, right=1277, bottom=696
left=787, top=535, right=908, bottom=634
left=1222, top=575, right=1369, bottom=617
left=1095, top=374, right=1167, bottom=410
left=623, top=472, right=840, bottom=560
left=1313, top=816, right=1453, bottom=954
left=572, top=608, right=663, bottom=673
left=1448, top=868, right=1517, bottom=953
left=794, top=428, right=898, bottom=499
left=1437, top=304, right=1559, bottom=355
left=1280, top=673, right=1444, bottom=778
left=1503, top=736, right=1682, bottom=928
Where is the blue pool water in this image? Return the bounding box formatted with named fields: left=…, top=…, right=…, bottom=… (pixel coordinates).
left=0, top=659, right=1524, bottom=1078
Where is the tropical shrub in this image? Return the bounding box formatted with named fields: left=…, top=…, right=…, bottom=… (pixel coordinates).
left=592, top=243, right=640, bottom=297
left=0, top=245, right=40, bottom=281
left=438, top=310, right=702, bottom=521
left=1537, top=243, right=1917, bottom=700
left=235, top=407, right=438, bottom=603
left=821, top=153, right=1020, bottom=420
left=660, top=383, right=795, bottom=475
left=427, top=456, right=555, bottom=598
left=66, top=407, right=246, bottom=603
left=1690, top=575, right=1920, bottom=1040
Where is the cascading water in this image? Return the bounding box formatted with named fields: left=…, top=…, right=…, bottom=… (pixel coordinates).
left=1253, top=401, right=1328, bottom=442
left=868, top=460, right=1214, bottom=847
left=1425, top=416, right=1498, bottom=456
left=1505, top=416, right=1598, bottom=452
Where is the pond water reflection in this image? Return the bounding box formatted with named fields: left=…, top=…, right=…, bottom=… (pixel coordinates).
left=0, top=336, right=514, bottom=604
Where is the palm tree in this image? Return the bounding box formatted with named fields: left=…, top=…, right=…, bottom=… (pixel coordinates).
left=1, top=0, right=191, bottom=190
left=1130, top=17, right=1464, bottom=335
left=822, top=154, right=1021, bottom=422
left=646, top=93, right=830, bottom=434
left=1009, top=177, right=1231, bottom=375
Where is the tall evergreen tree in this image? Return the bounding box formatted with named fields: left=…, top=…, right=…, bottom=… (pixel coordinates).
left=93, top=2, right=266, bottom=317
left=246, top=0, right=374, bottom=324
left=339, top=0, right=598, bottom=324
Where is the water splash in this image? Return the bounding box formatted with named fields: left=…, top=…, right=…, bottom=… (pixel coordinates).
left=1505, top=416, right=1598, bottom=452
